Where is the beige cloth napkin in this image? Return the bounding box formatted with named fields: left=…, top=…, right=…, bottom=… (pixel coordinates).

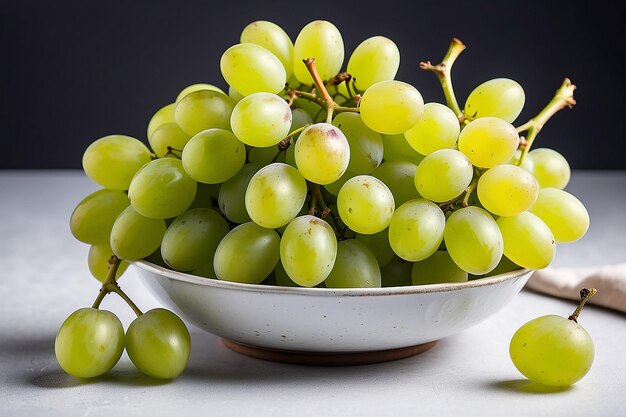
left=526, top=264, right=626, bottom=314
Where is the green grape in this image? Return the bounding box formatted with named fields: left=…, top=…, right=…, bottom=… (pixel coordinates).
left=411, top=251, right=468, bottom=285
left=148, top=123, right=191, bottom=157
left=231, top=92, right=292, bottom=147
left=125, top=309, right=191, bottom=379
left=280, top=215, right=337, bottom=287
left=110, top=206, right=166, bottom=261
left=274, top=260, right=298, bottom=287
left=388, top=199, right=445, bottom=262
left=220, top=43, right=286, bottom=95
left=176, top=83, right=225, bottom=103
left=332, top=112, right=383, bottom=174
left=482, top=255, right=522, bottom=277
left=161, top=208, right=229, bottom=271
left=294, top=123, right=350, bottom=184
left=188, top=183, right=220, bottom=210
left=380, top=257, right=413, bottom=287
left=218, top=163, right=261, bottom=223
left=214, top=222, right=281, bottom=284
left=294, top=97, right=322, bottom=119
left=529, top=148, right=571, bottom=189
left=404, top=103, right=460, bottom=155
left=293, top=20, right=344, bottom=85
left=248, top=145, right=282, bottom=165
left=457, top=117, right=519, bottom=168
left=128, top=158, right=197, bottom=219
left=82, top=135, right=152, bottom=190
left=382, top=134, right=425, bottom=165
left=250, top=108, right=312, bottom=166
left=192, top=261, right=216, bottom=278
left=182, top=128, right=246, bottom=184
left=359, top=80, right=424, bottom=135
left=324, top=170, right=356, bottom=196
left=444, top=207, right=503, bottom=275
left=371, top=161, right=420, bottom=207
left=245, top=163, right=307, bottom=228
left=464, top=78, right=525, bottom=123
left=530, top=188, right=589, bottom=243
left=241, top=20, right=294, bottom=78
left=509, top=149, right=535, bottom=173
left=147, top=103, right=176, bottom=139
left=228, top=86, right=245, bottom=103
left=291, top=107, right=314, bottom=132
left=477, top=164, right=538, bottom=217
left=510, top=313, right=594, bottom=386
left=414, top=149, right=473, bottom=203
left=346, top=36, right=400, bottom=91
left=325, top=239, right=381, bottom=288
left=337, top=175, right=395, bottom=234
left=497, top=211, right=555, bottom=269
left=88, top=243, right=129, bottom=282
left=174, top=90, right=234, bottom=136
left=70, top=189, right=130, bottom=245
left=55, top=308, right=124, bottom=378
left=355, top=230, right=395, bottom=268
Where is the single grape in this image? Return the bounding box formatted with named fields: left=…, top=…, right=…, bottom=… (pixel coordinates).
left=220, top=43, right=286, bottom=95
left=245, top=163, right=307, bottom=228
left=332, top=112, right=383, bottom=174
left=187, top=182, right=221, bottom=210
left=274, top=260, right=298, bottom=287
left=337, top=175, right=395, bottom=234
left=147, top=103, right=176, bottom=139
left=325, top=239, right=381, bottom=288
left=324, top=170, right=356, bottom=196
left=87, top=243, right=129, bottom=282
left=218, top=163, right=261, bottom=223
left=510, top=288, right=596, bottom=386
left=231, top=92, right=292, bottom=147
left=371, top=161, right=420, bottom=207
left=174, top=90, right=234, bottom=136
left=477, top=164, right=539, bottom=217
left=280, top=215, right=337, bottom=287
left=214, top=222, right=281, bottom=284
left=414, top=149, right=473, bottom=203
left=346, top=36, right=400, bottom=91
left=464, top=78, right=525, bottom=123
left=355, top=229, right=396, bottom=268
left=148, top=123, right=191, bottom=158
left=381, top=134, right=425, bottom=165
left=70, top=189, right=130, bottom=245
left=497, top=211, right=555, bottom=269
left=55, top=308, right=124, bottom=378
left=457, top=117, right=519, bottom=168
left=411, top=251, right=468, bottom=285
left=182, top=128, right=246, bottom=184
left=294, top=123, right=350, bottom=185
left=161, top=208, right=229, bottom=272
left=128, top=158, right=196, bottom=219
left=380, top=257, right=413, bottom=287
left=82, top=135, right=152, bottom=190
left=359, top=80, right=424, bottom=135
left=404, top=103, right=460, bottom=155
left=529, top=148, right=571, bottom=189
left=176, top=83, right=225, bottom=103
left=292, top=20, right=344, bottom=84
left=509, top=149, right=535, bottom=173
left=444, top=206, right=503, bottom=275
left=125, top=308, right=191, bottom=379
left=241, top=21, right=294, bottom=78
left=228, top=85, right=245, bottom=103
left=110, top=206, right=166, bottom=261
left=482, top=255, right=522, bottom=277
left=388, top=199, right=445, bottom=262
left=530, top=188, right=589, bottom=243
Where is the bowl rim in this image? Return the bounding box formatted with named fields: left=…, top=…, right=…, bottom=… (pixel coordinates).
left=133, top=260, right=532, bottom=298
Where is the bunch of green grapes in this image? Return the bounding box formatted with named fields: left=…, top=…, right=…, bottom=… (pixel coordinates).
left=67, top=19, right=591, bottom=383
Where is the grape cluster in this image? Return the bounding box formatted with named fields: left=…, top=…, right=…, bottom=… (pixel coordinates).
left=64, top=19, right=591, bottom=379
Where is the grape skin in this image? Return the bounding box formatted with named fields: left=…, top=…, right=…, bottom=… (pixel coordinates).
left=404, top=103, right=460, bottom=155
left=325, top=239, right=381, bottom=288
left=371, top=161, right=420, bottom=207
left=346, top=36, right=400, bottom=91
left=337, top=175, right=395, bottom=234
left=332, top=112, right=383, bottom=174
left=294, top=123, right=350, bottom=185
left=221, top=43, right=287, bottom=96
left=477, top=164, right=538, bottom=217
left=457, top=117, right=519, bottom=168
left=412, top=251, right=467, bottom=285
left=176, top=84, right=225, bottom=103
left=88, top=243, right=129, bottom=282
left=110, top=206, right=167, bottom=261
left=231, top=92, right=292, bottom=147
left=529, top=148, right=571, bottom=189
left=241, top=21, right=294, bottom=78
left=414, top=149, right=473, bottom=203
left=70, top=189, right=130, bottom=245
left=147, top=103, right=176, bottom=139
left=182, top=128, right=246, bottom=184
left=464, top=78, right=525, bottom=123
left=359, top=80, right=424, bottom=135
left=292, top=20, right=344, bottom=85
left=174, top=90, right=235, bottom=136
left=388, top=199, right=445, bottom=262
left=497, top=211, right=555, bottom=269
left=218, top=163, right=262, bottom=223
left=530, top=188, right=589, bottom=243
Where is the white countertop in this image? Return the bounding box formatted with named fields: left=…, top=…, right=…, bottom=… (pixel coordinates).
left=1, top=170, right=625, bottom=417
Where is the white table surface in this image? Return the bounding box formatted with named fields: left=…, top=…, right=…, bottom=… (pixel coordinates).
left=1, top=170, right=624, bottom=417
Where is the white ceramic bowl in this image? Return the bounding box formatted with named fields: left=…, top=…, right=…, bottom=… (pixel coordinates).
left=133, top=260, right=532, bottom=362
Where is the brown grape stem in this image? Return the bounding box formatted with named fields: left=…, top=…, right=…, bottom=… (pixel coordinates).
left=419, top=38, right=466, bottom=122
left=91, top=256, right=143, bottom=317
left=516, top=78, right=576, bottom=166
left=568, top=288, right=597, bottom=323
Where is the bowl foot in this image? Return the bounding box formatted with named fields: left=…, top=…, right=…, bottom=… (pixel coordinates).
left=221, top=338, right=437, bottom=366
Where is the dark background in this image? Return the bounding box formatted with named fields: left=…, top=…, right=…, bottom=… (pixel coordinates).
left=2, top=0, right=623, bottom=169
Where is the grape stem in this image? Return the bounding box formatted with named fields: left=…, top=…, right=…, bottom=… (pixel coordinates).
left=568, top=287, right=597, bottom=323
left=515, top=78, right=576, bottom=166
left=91, top=256, right=143, bottom=317
left=272, top=124, right=312, bottom=162
left=419, top=38, right=466, bottom=122
left=308, top=183, right=345, bottom=239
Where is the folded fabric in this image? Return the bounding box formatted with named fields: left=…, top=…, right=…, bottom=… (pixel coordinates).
left=526, top=264, right=626, bottom=314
